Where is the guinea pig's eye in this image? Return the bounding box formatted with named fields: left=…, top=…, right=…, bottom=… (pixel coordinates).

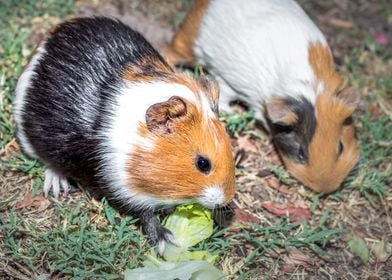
left=298, top=147, right=305, bottom=162
left=338, top=141, right=344, bottom=156
left=196, top=155, right=211, bottom=175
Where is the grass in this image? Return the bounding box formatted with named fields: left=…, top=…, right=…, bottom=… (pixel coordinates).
left=0, top=0, right=74, bottom=148
left=1, top=0, right=391, bottom=279
left=342, top=106, right=392, bottom=206
left=335, top=21, right=392, bottom=206
left=220, top=111, right=256, bottom=137
left=195, top=213, right=343, bottom=278
left=1, top=199, right=148, bottom=279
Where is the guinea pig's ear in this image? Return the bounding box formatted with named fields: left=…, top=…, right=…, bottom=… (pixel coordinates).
left=198, top=75, right=220, bottom=116
left=146, top=96, right=187, bottom=134
left=265, top=97, right=298, bottom=127
left=335, top=86, right=360, bottom=114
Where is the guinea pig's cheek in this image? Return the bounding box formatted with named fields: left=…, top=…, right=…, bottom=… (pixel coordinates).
left=280, top=155, right=300, bottom=172
left=197, top=186, right=225, bottom=209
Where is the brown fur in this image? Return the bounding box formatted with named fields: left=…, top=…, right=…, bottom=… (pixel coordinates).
left=122, top=54, right=235, bottom=203
left=122, top=55, right=173, bottom=82
left=282, top=43, right=360, bottom=193
left=265, top=98, right=299, bottom=125
left=146, top=96, right=188, bottom=134
left=129, top=102, right=236, bottom=202
left=164, top=0, right=209, bottom=65
left=122, top=54, right=217, bottom=107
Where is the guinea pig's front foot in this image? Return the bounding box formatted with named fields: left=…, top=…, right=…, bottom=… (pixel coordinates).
left=43, top=168, right=70, bottom=198
left=136, top=209, right=177, bottom=255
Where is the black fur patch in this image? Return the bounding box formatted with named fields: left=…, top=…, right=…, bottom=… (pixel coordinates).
left=267, top=97, right=316, bottom=163
left=19, top=17, right=172, bottom=212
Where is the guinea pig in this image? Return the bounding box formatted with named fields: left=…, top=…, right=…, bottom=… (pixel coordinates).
left=13, top=16, right=236, bottom=248
left=165, top=0, right=360, bottom=193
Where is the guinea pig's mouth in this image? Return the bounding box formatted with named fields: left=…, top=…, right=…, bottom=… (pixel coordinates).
left=197, top=186, right=226, bottom=209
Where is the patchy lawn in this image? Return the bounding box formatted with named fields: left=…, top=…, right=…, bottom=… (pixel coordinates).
left=1, top=0, right=391, bottom=279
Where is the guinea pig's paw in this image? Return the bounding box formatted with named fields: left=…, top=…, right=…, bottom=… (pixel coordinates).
left=43, top=168, right=70, bottom=199
left=160, top=205, right=177, bottom=216
left=157, top=229, right=178, bottom=255
left=144, top=217, right=178, bottom=255
left=138, top=209, right=178, bottom=254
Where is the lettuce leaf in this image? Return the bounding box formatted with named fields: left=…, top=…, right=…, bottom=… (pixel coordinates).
left=163, top=203, right=214, bottom=248
left=125, top=204, right=225, bottom=280
left=124, top=255, right=225, bottom=280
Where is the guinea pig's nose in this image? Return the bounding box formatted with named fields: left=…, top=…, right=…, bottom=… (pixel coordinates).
left=198, top=186, right=225, bottom=209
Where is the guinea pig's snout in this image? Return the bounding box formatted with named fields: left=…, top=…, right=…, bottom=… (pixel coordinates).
left=198, top=186, right=228, bottom=209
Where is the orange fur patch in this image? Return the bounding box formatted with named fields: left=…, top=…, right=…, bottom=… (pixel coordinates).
left=122, top=53, right=235, bottom=203
left=164, top=0, right=209, bottom=65
left=129, top=102, right=236, bottom=202
left=126, top=68, right=221, bottom=118
left=282, top=109, right=359, bottom=193
left=282, top=43, right=360, bottom=193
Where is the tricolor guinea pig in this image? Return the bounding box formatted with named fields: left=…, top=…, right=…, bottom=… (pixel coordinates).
left=13, top=17, right=236, bottom=247
left=165, top=0, right=360, bottom=193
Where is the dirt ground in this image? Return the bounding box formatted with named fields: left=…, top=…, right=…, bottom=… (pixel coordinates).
left=76, top=0, right=187, bottom=51
left=1, top=0, right=391, bottom=279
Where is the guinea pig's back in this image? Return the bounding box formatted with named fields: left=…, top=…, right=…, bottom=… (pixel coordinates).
left=13, top=17, right=165, bottom=181
left=194, top=0, right=326, bottom=101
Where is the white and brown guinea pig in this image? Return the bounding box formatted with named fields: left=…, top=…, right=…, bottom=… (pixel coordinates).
left=165, top=0, right=360, bottom=193
left=13, top=17, right=235, bottom=248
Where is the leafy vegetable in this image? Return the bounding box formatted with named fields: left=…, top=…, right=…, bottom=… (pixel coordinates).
left=125, top=204, right=225, bottom=280
left=162, top=204, right=218, bottom=263
left=164, top=203, right=214, bottom=248
left=124, top=255, right=225, bottom=280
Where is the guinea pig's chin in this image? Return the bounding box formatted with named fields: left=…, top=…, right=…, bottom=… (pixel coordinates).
left=197, top=186, right=226, bottom=209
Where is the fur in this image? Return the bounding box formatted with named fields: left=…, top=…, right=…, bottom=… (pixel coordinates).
left=194, top=0, right=326, bottom=120
left=166, top=0, right=360, bottom=193
left=164, top=0, right=209, bottom=65
left=13, top=43, right=47, bottom=158
left=14, top=17, right=236, bottom=244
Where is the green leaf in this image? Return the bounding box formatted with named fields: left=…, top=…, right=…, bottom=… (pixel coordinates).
left=161, top=204, right=219, bottom=263
left=163, top=244, right=219, bottom=264
left=163, top=204, right=214, bottom=248
left=125, top=256, right=225, bottom=280
left=371, top=240, right=390, bottom=262
left=347, top=235, right=369, bottom=264
left=0, top=196, right=17, bottom=207
left=125, top=204, right=224, bottom=279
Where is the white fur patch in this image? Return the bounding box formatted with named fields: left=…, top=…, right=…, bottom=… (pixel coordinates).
left=199, top=90, right=215, bottom=119
left=194, top=0, right=327, bottom=125
left=13, top=42, right=47, bottom=158
left=98, top=81, right=205, bottom=210
left=316, top=81, right=325, bottom=95
left=198, top=186, right=225, bottom=208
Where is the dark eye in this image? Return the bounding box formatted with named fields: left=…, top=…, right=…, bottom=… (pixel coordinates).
left=298, top=147, right=305, bottom=162
left=196, top=155, right=211, bottom=174
left=338, top=141, right=344, bottom=156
